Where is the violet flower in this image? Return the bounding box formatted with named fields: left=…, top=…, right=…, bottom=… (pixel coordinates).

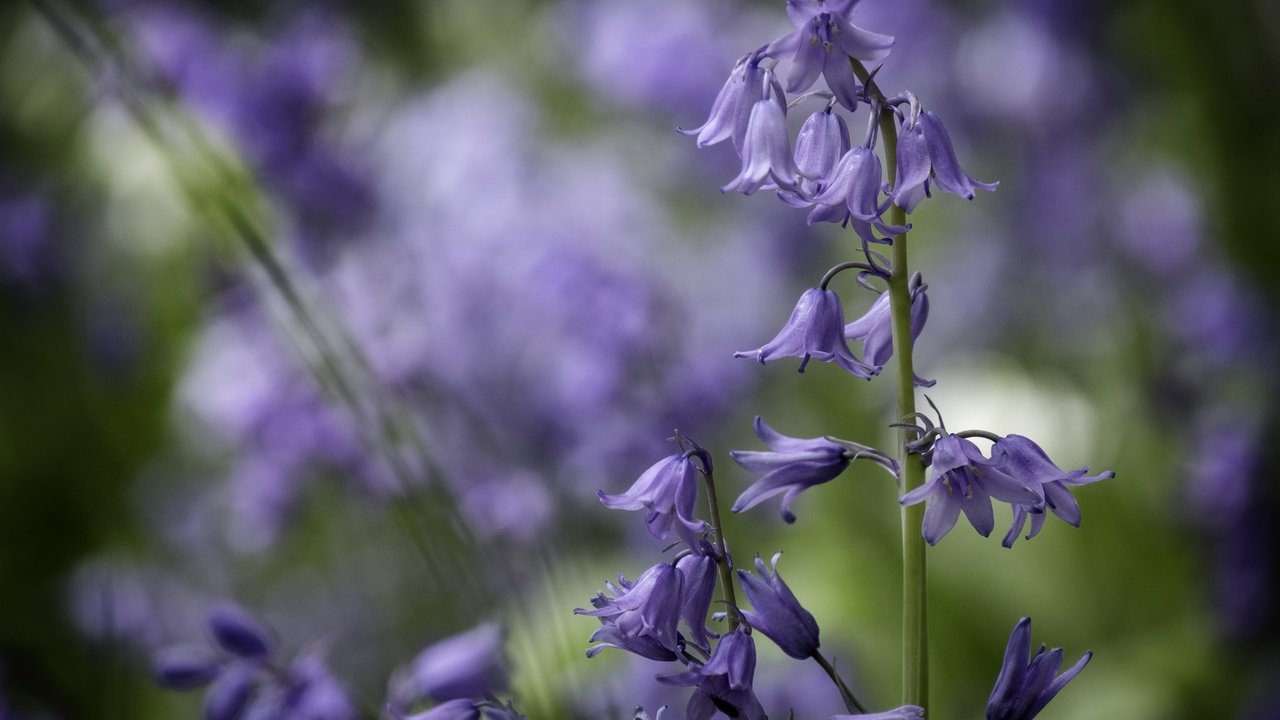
left=844, top=273, right=932, bottom=385
left=676, top=551, right=720, bottom=653
left=408, top=623, right=507, bottom=702
left=203, top=663, right=257, bottom=720
left=788, top=108, right=852, bottom=201
left=658, top=630, right=766, bottom=720
left=764, top=3, right=894, bottom=110
left=900, top=434, right=1043, bottom=545
left=893, top=111, right=998, bottom=212
left=577, top=563, right=685, bottom=662
left=736, top=553, right=821, bottom=659
left=722, top=84, right=804, bottom=195
left=810, top=146, right=907, bottom=243
left=599, top=453, right=707, bottom=543
left=679, top=57, right=767, bottom=153
left=828, top=708, right=925, bottom=720
left=987, top=618, right=1091, bottom=720
left=735, top=288, right=875, bottom=378
left=207, top=603, right=275, bottom=661
left=992, top=435, right=1114, bottom=548
left=392, top=699, right=481, bottom=720
left=731, top=416, right=897, bottom=523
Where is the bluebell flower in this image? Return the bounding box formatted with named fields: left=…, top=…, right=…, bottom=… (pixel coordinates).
left=987, top=618, right=1091, bottom=720
left=203, top=663, right=257, bottom=720
left=152, top=645, right=223, bottom=689
left=598, top=454, right=707, bottom=543
left=765, top=1, right=894, bottom=110
left=731, top=416, right=897, bottom=523
left=893, top=111, right=997, bottom=212
left=577, top=563, right=685, bottom=661
left=843, top=273, right=933, bottom=386
left=408, top=623, right=507, bottom=702
left=658, top=630, right=766, bottom=720
left=736, top=553, right=821, bottom=659
left=899, top=434, right=1043, bottom=545
left=735, top=288, right=875, bottom=378
left=676, top=550, right=720, bottom=653
left=722, top=82, right=804, bottom=195
left=809, top=146, right=908, bottom=244
left=788, top=108, right=852, bottom=200
left=992, top=435, right=1114, bottom=548
left=828, top=708, right=925, bottom=720
left=678, top=57, right=768, bottom=153
left=207, top=603, right=275, bottom=661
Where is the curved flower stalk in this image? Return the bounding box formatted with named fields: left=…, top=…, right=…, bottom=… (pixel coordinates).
left=986, top=618, right=1091, bottom=720
left=731, top=416, right=897, bottom=523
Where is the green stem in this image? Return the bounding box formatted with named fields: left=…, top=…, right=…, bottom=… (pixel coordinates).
left=700, top=467, right=741, bottom=631
left=814, top=649, right=869, bottom=714
left=853, top=59, right=930, bottom=712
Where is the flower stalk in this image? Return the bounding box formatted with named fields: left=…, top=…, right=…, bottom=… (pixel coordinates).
left=698, top=459, right=742, bottom=631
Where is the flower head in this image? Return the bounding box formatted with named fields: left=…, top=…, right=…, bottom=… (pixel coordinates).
left=598, top=454, right=706, bottom=543
left=678, top=57, right=767, bottom=152
left=732, top=416, right=897, bottom=523
left=987, top=617, right=1091, bottom=720
left=577, top=563, right=685, bottom=662
left=900, top=434, right=1043, bottom=545
left=808, top=146, right=907, bottom=244
left=658, top=630, right=766, bottom=720
left=676, top=550, right=720, bottom=653
left=764, top=4, right=893, bottom=110
left=737, top=553, right=821, bottom=659
left=844, top=273, right=932, bottom=385
left=735, top=288, right=875, bottom=378
left=408, top=623, right=507, bottom=702
left=992, top=435, right=1114, bottom=548
left=791, top=108, right=851, bottom=199
left=893, top=111, right=997, bottom=212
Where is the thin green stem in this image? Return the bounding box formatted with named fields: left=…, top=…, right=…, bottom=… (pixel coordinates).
left=813, top=649, right=869, bottom=714
left=700, top=467, right=740, bottom=631
left=853, top=59, right=930, bottom=712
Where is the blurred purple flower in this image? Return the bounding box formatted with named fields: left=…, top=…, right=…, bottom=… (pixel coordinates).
left=408, top=623, right=507, bottom=702
left=900, top=434, right=1042, bottom=545
left=736, top=288, right=875, bottom=378
left=737, top=553, right=821, bottom=659
left=732, top=416, right=897, bottom=523
left=207, top=603, right=275, bottom=661
left=986, top=617, right=1090, bottom=720
left=992, top=435, right=1113, bottom=548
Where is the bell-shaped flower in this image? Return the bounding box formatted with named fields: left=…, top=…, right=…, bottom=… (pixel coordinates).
left=722, top=89, right=803, bottom=195
left=577, top=563, right=685, bottom=662
left=598, top=454, right=706, bottom=543
left=844, top=273, right=933, bottom=386
left=203, top=663, right=257, bottom=720
left=736, top=553, right=820, bottom=659
left=992, top=435, right=1114, bottom=548
left=676, top=550, right=720, bottom=653
left=678, top=57, right=767, bottom=153
left=408, top=623, right=507, bottom=702
left=893, top=111, right=997, bottom=212
left=206, top=604, right=276, bottom=661
left=152, top=645, right=223, bottom=689
left=791, top=108, right=851, bottom=199
left=900, top=434, right=1044, bottom=545
left=731, top=416, right=897, bottom=523
left=735, top=288, right=874, bottom=378
left=828, top=708, right=925, bottom=720
left=810, top=146, right=908, bottom=244
left=987, top=617, right=1091, bottom=720
left=658, top=630, right=766, bottom=720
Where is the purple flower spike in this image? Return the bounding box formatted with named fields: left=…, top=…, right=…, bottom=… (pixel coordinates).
left=577, top=563, right=685, bottom=662
left=410, top=623, right=507, bottom=702
left=992, top=435, right=1115, bottom=548
left=893, top=111, right=997, bottom=211
left=731, top=416, right=897, bottom=523
left=828, top=707, right=925, bottom=720
left=659, top=630, right=767, bottom=720
left=676, top=552, right=720, bottom=653
left=737, top=553, right=821, bottom=659
left=900, top=434, right=1043, bottom=545
left=735, top=288, right=875, bottom=378
left=207, top=604, right=275, bottom=660
left=152, top=645, right=223, bottom=689
left=392, top=699, right=481, bottom=720
left=598, top=454, right=706, bottom=543
left=722, top=92, right=803, bottom=195
left=987, top=617, right=1091, bottom=720
left=844, top=273, right=932, bottom=386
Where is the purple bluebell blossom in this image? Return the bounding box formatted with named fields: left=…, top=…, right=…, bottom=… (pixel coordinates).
left=204, top=663, right=258, bottom=720
left=763, top=2, right=893, bottom=110
left=809, top=146, right=907, bottom=244
left=658, top=630, right=766, bottom=720
left=731, top=416, right=897, bottom=523
left=786, top=108, right=852, bottom=201
left=722, top=81, right=804, bottom=195
left=893, top=111, right=998, bottom=211
left=900, top=434, right=1043, bottom=545
left=207, top=603, right=275, bottom=661
left=679, top=57, right=768, bottom=152
left=408, top=623, right=507, bottom=702
left=736, top=553, right=821, bottom=659
left=599, top=454, right=707, bottom=543
left=829, top=708, right=925, bottom=720
left=152, top=645, right=223, bottom=689
left=735, top=288, right=875, bottom=378
left=844, top=273, right=932, bottom=385
left=578, top=563, right=685, bottom=662
left=992, top=435, right=1114, bottom=548
left=391, top=699, right=481, bottom=720
left=986, top=618, right=1091, bottom=720
left=676, top=551, right=720, bottom=653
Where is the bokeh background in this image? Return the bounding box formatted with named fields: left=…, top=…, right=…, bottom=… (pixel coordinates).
left=2, top=0, right=1278, bottom=718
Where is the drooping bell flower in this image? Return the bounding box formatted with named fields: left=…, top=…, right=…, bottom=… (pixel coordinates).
left=722, top=79, right=803, bottom=195
left=843, top=272, right=933, bottom=386
left=409, top=623, right=507, bottom=702
left=736, top=553, right=821, bottom=659
left=577, top=563, right=685, bottom=662
left=676, top=550, right=720, bottom=653
left=658, top=630, right=766, bottom=720
left=893, top=111, right=998, bottom=212
left=735, top=288, right=875, bottom=378
left=986, top=617, right=1091, bottom=720
left=810, top=146, right=907, bottom=244
left=764, top=7, right=892, bottom=110
left=598, top=454, right=706, bottom=543
left=678, top=56, right=767, bottom=153
left=992, top=435, right=1114, bottom=548
left=790, top=108, right=851, bottom=200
